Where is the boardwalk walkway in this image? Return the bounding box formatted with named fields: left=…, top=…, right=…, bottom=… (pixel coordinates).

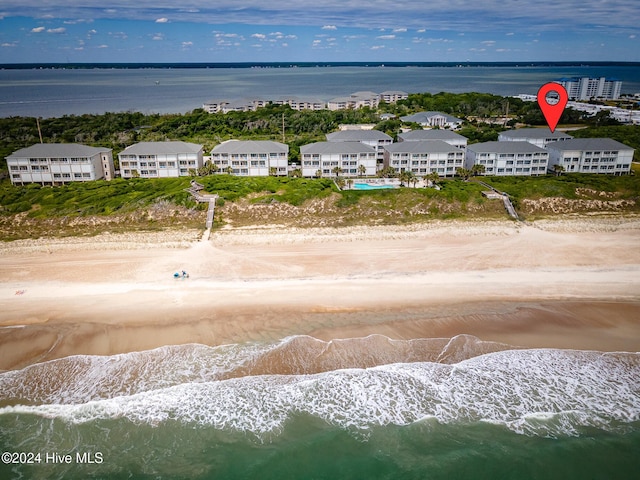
left=475, top=180, right=520, bottom=221
left=186, top=180, right=219, bottom=234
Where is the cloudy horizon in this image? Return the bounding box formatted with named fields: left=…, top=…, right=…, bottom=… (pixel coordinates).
left=0, top=1, right=638, bottom=63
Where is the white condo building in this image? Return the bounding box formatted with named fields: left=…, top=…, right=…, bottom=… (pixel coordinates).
left=545, top=138, right=633, bottom=175
left=210, top=140, right=289, bottom=176
left=398, top=130, right=468, bottom=149
left=380, top=91, right=409, bottom=103
left=498, top=128, right=573, bottom=148
left=555, top=77, right=622, bottom=100
left=400, top=111, right=463, bottom=129
left=327, top=91, right=380, bottom=111
left=300, top=142, right=377, bottom=178
left=119, top=141, right=204, bottom=178
left=7, top=143, right=114, bottom=186
left=383, top=140, right=464, bottom=177
left=466, top=141, right=549, bottom=176
left=326, top=129, right=393, bottom=166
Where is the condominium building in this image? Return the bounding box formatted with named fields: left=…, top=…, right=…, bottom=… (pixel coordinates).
left=328, top=91, right=380, bottom=111
left=383, top=140, right=464, bottom=177
left=498, top=128, right=573, bottom=148
left=273, top=97, right=325, bottom=111
left=380, top=91, right=409, bottom=103
left=326, top=129, right=393, bottom=165
left=465, top=141, right=549, bottom=176
left=397, top=130, right=468, bottom=149
left=400, top=111, right=463, bottom=129
left=300, top=142, right=377, bottom=178
left=7, top=143, right=114, bottom=186
left=210, top=140, right=289, bottom=176
left=119, top=141, right=204, bottom=178
left=555, top=77, right=622, bottom=100
left=545, top=138, right=633, bottom=175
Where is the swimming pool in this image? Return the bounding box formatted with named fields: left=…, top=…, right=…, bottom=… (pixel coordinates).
left=352, top=183, right=396, bottom=190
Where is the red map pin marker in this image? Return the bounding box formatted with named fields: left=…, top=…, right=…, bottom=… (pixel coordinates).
left=537, top=83, right=568, bottom=133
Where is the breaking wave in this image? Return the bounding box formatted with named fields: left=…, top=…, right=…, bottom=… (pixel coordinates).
left=1, top=335, right=639, bottom=438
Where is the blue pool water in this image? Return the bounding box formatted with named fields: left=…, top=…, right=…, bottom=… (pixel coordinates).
left=353, top=183, right=396, bottom=190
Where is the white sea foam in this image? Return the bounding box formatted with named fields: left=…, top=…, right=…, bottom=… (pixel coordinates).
left=1, top=347, right=639, bottom=438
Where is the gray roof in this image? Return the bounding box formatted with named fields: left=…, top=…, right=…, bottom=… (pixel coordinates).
left=499, top=128, right=573, bottom=140
left=211, top=140, right=288, bottom=154
left=8, top=143, right=111, bottom=159
left=380, top=90, right=408, bottom=96
left=467, top=141, right=547, bottom=154
left=544, top=138, right=634, bottom=152
left=398, top=130, right=467, bottom=142
left=301, top=141, right=376, bottom=155
left=326, top=130, right=392, bottom=142
left=384, top=140, right=459, bottom=154
left=120, top=141, right=202, bottom=155
left=401, top=111, right=463, bottom=124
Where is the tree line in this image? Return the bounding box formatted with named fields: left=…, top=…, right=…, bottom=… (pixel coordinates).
left=1, top=91, right=634, bottom=174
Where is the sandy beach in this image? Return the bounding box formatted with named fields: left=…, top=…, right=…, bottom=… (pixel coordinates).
left=1, top=217, right=639, bottom=371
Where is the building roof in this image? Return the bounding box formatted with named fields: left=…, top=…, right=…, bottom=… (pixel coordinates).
left=467, top=141, right=547, bottom=154
left=544, top=138, right=634, bottom=152
left=398, top=130, right=467, bottom=142
left=119, top=141, right=203, bottom=155
left=301, top=141, right=377, bottom=155
left=326, top=130, right=392, bottom=142
left=400, top=111, right=463, bottom=124
left=384, top=140, right=459, bottom=154
left=380, top=90, right=408, bottom=96
left=8, top=143, right=111, bottom=159
left=499, top=128, right=573, bottom=140
left=211, top=140, right=288, bottom=154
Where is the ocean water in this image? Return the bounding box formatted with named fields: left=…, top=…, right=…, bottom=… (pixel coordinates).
left=1, top=63, right=639, bottom=118
left=1, top=334, right=639, bottom=479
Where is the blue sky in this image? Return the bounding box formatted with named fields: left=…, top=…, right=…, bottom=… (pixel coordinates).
left=0, top=1, right=638, bottom=63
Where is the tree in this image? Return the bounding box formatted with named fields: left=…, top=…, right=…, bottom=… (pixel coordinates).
left=226, top=166, right=234, bottom=175
left=315, top=169, right=323, bottom=178
left=346, top=178, right=354, bottom=189
left=456, top=167, right=472, bottom=181
left=377, top=166, right=397, bottom=178
left=357, top=164, right=367, bottom=177
left=269, top=166, right=278, bottom=176
left=290, top=168, right=302, bottom=178
left=425, top=171, right=440, bottom=187
left=471, top=164, right=486, bottom=176
left=553, top=164, right=565, bottom=176
left=332, top=166, right=344, bottom=178
left=399, top=170, right=416, bottom=187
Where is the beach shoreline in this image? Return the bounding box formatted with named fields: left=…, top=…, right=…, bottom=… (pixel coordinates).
left=1, top=218, right=639, bottom=370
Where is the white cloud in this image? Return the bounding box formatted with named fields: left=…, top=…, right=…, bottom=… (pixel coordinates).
left=371, top=45, right=385, bottom=50
left=630, top=34, right=637, bottom=39
left=2, top=42, right=18, bottom=47
left=481, top=40, right=496, bottom=46
left=376, top=34, right=396, bottom=40
left=155, top=18, right=169, bottom=23
left=393, top=28, right=407, bottom=33
left=152, top=33, right=164, bottom=41
left=31, top=26, right=45, bottom=33
left=182, top=41, right=193, bottom=47
left=417, top=28, right=426, bottom=33
left=322, top=25, right=337, bottom=30
left=47, top=27, right=66, bottom=34
left=97, top=44, right=108, bottom=48
left=251, top=33, right=266, bottom=39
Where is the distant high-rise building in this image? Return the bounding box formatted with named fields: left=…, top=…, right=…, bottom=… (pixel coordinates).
left=555, top=77, right=622, bottom=100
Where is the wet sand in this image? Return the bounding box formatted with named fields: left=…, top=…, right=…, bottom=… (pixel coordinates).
left=1, top=219, right=639, bottom=370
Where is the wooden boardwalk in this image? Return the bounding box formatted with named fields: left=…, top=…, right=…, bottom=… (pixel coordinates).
left=475, top=180, right=520, bottom=221
left=186, top=181, right=218, bottom=231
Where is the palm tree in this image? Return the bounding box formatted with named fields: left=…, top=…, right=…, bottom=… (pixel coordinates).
left=332, top=166, right=344, bottom=178
left=425, top=171, right=440, bottom=187
left=357, top=164, right=367, bottom=177
left=456, top=167, right=472, bottom=181
left=315, top=169, right=323, bottom=179
left=269, top=166, right=278, bottom=176
left=553, top=164, right=565, bottom=176
left=471, top=164, right=486, bottom=177
left=226, top=166, right=234, bottom=175
left=346, top=178, right=354, bottom=189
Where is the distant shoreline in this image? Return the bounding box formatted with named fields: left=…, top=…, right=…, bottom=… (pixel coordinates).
left=2, top=61, right=640, bottom=70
